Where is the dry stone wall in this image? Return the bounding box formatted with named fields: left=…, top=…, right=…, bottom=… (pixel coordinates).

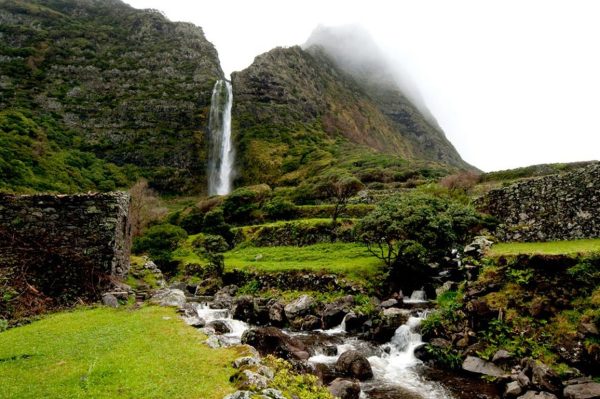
left=476, top=163, right=600, bottom=242
left=0, top=192, right=131, bottom=318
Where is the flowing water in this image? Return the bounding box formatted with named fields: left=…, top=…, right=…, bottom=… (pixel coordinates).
left=207, top=79, right=234, bottom=196
left=185, top=292, right=454, bottom=399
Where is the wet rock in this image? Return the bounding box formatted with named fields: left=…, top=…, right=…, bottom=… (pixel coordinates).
left=301, top=315, right=322, bottom=331
left=233, top=356, right=259, bottom=369
left=268, top=301, right=286, bottom=326
left=322, top=304, right=348, bottom=329
left=335, top=350, right=373, bottom=381
left=212, top=286, right=237, bottom=309
left=101, top=293, right=119, bottom=308
left=462, top=356, right=507, bottom=378
left=149, top=288, right=186, bottom=308
left=382, top=308, right=410, bottom=327
left=189, top=317, right=206, bottom=328
left=323, top=345, right=338, bottom=356
left=241, top=327, right=310, bottom=361
left=328, top=378, right=361, bottom=399
left=344, top=312, right=368, bottom=334
left=232, top=296, right=257, bottom=323
left=284, top=295, right=315, bottom=320
left=563, top=381, right=600, bottom=399
left=196, top=277, right=221, bottom=295
left=206, top=320, right=231, bottom=335
left=518, top=371, right=532, bottom=389
left=505, top=381, right=523, bottom=397
left=314, top=362, right=338, bottom=385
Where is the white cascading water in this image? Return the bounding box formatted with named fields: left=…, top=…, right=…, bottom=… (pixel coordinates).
left=367, top=311, right=454, bottom=399
left=207, top=79, right=234, bottom=196
left=185, top=303, right=248, bottom=346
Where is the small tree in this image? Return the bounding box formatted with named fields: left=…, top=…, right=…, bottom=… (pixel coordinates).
left=356, top=192, right=480, bottom=288
left=129, top=179, right=167, bottom=237
left=194, top=234, right=229, bottom=277
left=316, top=173, right=364, bottom=223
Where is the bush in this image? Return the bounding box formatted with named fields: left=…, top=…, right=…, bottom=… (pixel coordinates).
left=201, top=208, right=233, bottom=244
left=222, top=185, right=271, bottom=224
left=356, top=192, right=481, bottom=289
left=133, top=223, right=187, bottom=272
left=263, top=197, right=298, bottom=220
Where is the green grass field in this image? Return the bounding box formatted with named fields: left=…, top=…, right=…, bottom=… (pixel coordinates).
left=224, top=242, right=383, bottom=282
left=488, top=238, right=600, bottom=256
left=0, top=306, right=243, bottom=399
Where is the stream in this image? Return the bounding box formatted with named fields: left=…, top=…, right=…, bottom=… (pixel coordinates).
left=189, top=291, right=456, bottom=399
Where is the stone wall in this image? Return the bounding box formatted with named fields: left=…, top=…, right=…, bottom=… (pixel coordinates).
left=0, top=192, right=131, bottom=319
left=476, top=163, right=600, bottom=242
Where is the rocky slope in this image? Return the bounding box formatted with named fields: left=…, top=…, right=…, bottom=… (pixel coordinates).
left=0, top=0, right=223, bottom=192
left=231, top=27, right=474, bottom=186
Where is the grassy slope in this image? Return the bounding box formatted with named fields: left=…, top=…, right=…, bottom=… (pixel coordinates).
left=0, top=306, right=242, bottom=399
left=224, top=242, right=382, bottom=282
left=489, top=238, right=600, bottom=256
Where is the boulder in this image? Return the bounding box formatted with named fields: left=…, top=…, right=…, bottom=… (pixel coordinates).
left=206, top=320, right=231, bottom=335
left=526, top=360, right=562, bottom=394
left=322, top=304, right=348, bottom=329
left=284, top=295, right=315, bottom=320
left=223, top=391, right=253, bottom=399
left=232, top=296, right=258, bottom=323
left=563, top=382, right=600, bottom=399
left=464, top=236, right=493, bottom=258
left=189, top=317, right=206, bottom=329
left=379, top=299, right=398, bottom=309
left=505, top=381, right=523, bottom=397
left=261, top=388, right=287, bottom=399
left=301, top=315, right=322, bottom=331
left=268, top=301, right=286, bottom=326
left=328, top=378, right=361, bottom=399
left=149, top=289, right=186, bottom=308
left=492, top=349, right=514, bottom=364
left=335, top=350, right=373, bottom=381
left=232, top=369, right=269, bottom=390
left=232, top=356, right=259, bottom=369
left=462, top=356, right=507, bottom=378
left=517, top=392, right=558, bottom=399
left=101, top=293, right=119, bottom=308
left=344, top=312, right=368, bottom=334
left=241, top=327, right=310, bottom=361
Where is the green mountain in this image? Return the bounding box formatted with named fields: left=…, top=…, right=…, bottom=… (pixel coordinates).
left=0, top=0, right=222, bottom=193
left=231, top=26, right=474, bottom=187
left=0, top=1, right=474, bottom=195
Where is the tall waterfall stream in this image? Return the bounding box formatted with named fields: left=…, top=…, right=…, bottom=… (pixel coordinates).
left=207, top=79, right=234, bottom=196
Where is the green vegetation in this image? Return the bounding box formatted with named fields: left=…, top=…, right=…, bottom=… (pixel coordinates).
left=489, top=238, right=600, bottom=256
left=263, top=355, right=333, bottom=399
left=0, top=306, right=243, bottom=399
left=357, top=192, right=481, bottom=289
left=225, top=243, right=382, bottom=282
left=132, top=224, right=188, bottom=273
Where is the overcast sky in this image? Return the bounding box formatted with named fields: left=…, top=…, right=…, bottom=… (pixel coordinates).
left=126, top=0, right=599, bottom=172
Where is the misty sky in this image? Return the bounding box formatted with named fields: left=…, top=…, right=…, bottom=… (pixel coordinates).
left=126, top=0, right=599, bottom=172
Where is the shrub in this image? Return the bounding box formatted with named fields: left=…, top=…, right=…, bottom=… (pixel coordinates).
left=222, top=185, right=271, bottom=224
left=201, top=208, right=233, bottom=244
left=439, top=171, right=481, bottom=193
left=133, top=223, right=187, bottom=272
left=263, top=197, right=298, bottom=220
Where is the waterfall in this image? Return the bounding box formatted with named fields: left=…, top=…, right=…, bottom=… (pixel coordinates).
left=207, top=79, right=234, bottom=196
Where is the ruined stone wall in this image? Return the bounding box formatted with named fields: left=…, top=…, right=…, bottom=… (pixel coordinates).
left=0, top=192, right=131, bottom=318
left=476, top=163, right=600, bottom=242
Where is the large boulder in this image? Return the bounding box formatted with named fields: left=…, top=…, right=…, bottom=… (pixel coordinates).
left=525, top=360, right=562, bottom=394
left=241, top=327, right=310, bottom=361
left=232, top=296, right=258, bottom=322
left=322, top=296, right=354, bottom=329
left=563, top=382, right=600, bottom=399
left=462, top=356, right=506, bottom=378
left=268, top=301, right=287, bottom=326
left=335, top=350, right=373, bottom=381
left=284, top=295, right=315, bottom=320
left=328, top=378, right=361, bottom=399
left=149, top=289, right=186, bottom=308
left=206, top=320, right=231, bottom=335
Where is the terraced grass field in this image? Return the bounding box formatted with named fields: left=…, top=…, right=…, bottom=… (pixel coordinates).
left=225, top=242, right=383, bottom=282
left=488, top=238, right=600, bottom=256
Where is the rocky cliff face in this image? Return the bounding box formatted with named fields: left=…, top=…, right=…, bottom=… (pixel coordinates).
left=0, top=0, right=223, bottom=192
left=231, top=28, right=473, bottom=186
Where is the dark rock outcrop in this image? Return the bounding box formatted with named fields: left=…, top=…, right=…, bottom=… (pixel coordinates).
left=334, top=350, right=373, bottom=381
left=241, top=327, right=310, bottom=361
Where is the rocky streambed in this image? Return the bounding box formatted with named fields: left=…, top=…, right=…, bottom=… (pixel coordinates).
left=172, top=288, right=491, bottom=399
